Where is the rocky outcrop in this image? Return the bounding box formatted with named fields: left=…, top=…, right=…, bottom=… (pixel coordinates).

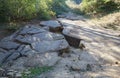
left=0, top=25, right=69, bottom=67
left=1, top=12, right=119, bottom=78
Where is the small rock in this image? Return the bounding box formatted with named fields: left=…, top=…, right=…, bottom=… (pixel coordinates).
left=62, top=27, right=82, bottom=48
left=33, top=32, right=64, bottom=41
left=7, top=69, right=14, bottom=72
left=0, top=52, right=12, bottom=65
left=15, top=35, right=41, bottom=44
left=0, top=68, right=5, bottom=76
left=40, top=20, right=63, bottom=32
left=0, top=41, right=20, bottom=50
left=19, top=25, right=46, bottom=35
left=15, top=73, right=22, bottom=78
left=86, top=64, right=92, bottom=71
left=7, top=72, right=15, bottom=78
left=6, top=52, right=20, bottom=62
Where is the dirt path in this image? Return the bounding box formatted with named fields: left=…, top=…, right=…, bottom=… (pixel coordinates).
left=55, top=13, right=120, bottom=78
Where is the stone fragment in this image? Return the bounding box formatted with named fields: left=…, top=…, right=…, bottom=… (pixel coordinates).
left=62, top=27, right=82, bottom=48
left=15, top=35, right=41, bottom=44
left=0, top=68, right=6, bottom=77
left=0, top=41, right=20, bottom=50
left=19, top=25, right=46, bottom=35
left=5, top=52, right=20, bottom=62
left=17, top=45, right=35, bottom=56
left=33, top=32, right=64, bottom=41
left=8, top=57, right=27, bottom=71
left=0, top=48, right=7, bottom=53
left=40, top=20, right=63, bottom=32
left=15, top=73, right=22, bottom=78
left=7, top=72, right=15, bottom=78
left=15, top=31, right=64, bottom=44
left=0, top=52, right=12, bottom=65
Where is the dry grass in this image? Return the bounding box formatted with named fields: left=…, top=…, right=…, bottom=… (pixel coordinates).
left=91, top=12, right=120, bottom=31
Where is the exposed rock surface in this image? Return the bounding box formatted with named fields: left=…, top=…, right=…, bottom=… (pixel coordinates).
left=0, top=25, right=69, bottom=72
left=32, top=39, right=69, bottom=52
left=0, top=12, right=120, bottom=78
left=0, top=41, right=20, bottom=50
left=39, top=13, right=120, bottom=78
left=40, top=20, right=63, bottom=32
left=24, top=52, right=61, bottom=67
left=62, top=27, right=82, bottom=48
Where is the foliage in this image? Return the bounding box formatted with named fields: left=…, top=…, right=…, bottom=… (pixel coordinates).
left=79, top=0, right=120, bottom=16
left=0, top=0, right=70, bottom=22
left=0, top=0, right=54, bottom=22
left=51, top=0, right=70, bottom=15
left=22, top=66, right=52, bottom=78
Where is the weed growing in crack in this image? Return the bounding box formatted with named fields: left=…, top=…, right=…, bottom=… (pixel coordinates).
left=22, top=66, right=53, bottom=78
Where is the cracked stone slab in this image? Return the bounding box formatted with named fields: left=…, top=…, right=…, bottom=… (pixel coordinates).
left=24, top=52, right=61, bottom=67
left=0, top=36, right=14, bottom=42
left=15, top=35, right=41, bottom=44
left=17, top=45, right=38, bottom=56
left=5, top=52, right=20, bottom=62
left=33, top=32, right=64, bottom=41
left=15, top=30, right=64, bottom=44
left=40, top=20, right=63, bottom=32
left=32, top=39, right=69, bottom=53
left=15, top=32, right=64, bottom=44
left=0, top=25, right=69, bottom=72
left=19, top=25, right=46, bottom=35
left=0, top=48, right=7, bottom=53
left=0, top=41, right=20, bottom=50
left=62, top=27, right=82, bottom=48
left=0, top=52, right=12, bottom=65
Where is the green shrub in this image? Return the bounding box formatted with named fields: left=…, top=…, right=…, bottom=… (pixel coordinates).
left=0, top=0, right=54, bottom=22
left=0, top=0, right=71, bottom=22
left=51, top=0, right=70, bottom=15
left=80, top=0, right=120, bottom=16
left=22, top=66, right=52, bottom=78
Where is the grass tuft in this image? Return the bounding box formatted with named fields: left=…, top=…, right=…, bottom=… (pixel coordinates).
left=22, top=66, right=53, bottom=78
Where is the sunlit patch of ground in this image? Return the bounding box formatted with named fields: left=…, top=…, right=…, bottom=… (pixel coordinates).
left=89, top=12, right=120, bottom=31
left=57, top=13, right=120, bottom=77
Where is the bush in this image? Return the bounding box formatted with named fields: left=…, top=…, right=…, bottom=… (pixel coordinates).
left=80, top=0, right=120, bottom=16
left=0, top=0, right=70, bottom=22
left=22, top=66, right=52, bottom=78
left=0, top=0, right=54, bottom=22
left=51, top=0, right=70, bottom=15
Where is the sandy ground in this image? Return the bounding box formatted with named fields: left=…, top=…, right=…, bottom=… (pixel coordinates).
left=56, top=14, right=120, bottom=78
